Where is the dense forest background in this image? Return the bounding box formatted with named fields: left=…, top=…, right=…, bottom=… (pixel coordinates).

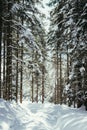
left=0, top=0, right=87, bottom=109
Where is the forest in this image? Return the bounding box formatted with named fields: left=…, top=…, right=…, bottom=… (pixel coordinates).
left=0, top=0, right=87, bottom=109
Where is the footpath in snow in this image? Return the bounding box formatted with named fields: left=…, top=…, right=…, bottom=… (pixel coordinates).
left=0, top=99, right=87, bottom=130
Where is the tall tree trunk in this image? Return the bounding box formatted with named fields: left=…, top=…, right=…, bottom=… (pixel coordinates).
left=67, top=45, right=69, bottom=81
left=35, top=51, right=39, bottom=103
left=36, top=74, right=38, bottom=103
left=54, top=81, right=57, bottom=104
left=6, top=0, right=13, bottom=100
left=60, top=54, right=62, bottom=104
left=20, top=0, right=24, bottom=103
left=16, top=38, right=19, bottom=103
left=56, top=43, right=59, bottom=104
left=42, top=65, right=44, bottom=104
left=31, top=68, right=34, bottom=103
left=20, top=43, right=23, bottom=103
left=0, top=0, right=3, bottom=98
left=31, top=52, right=34, bottom=103
left=15, top=0, right=20, bottom=103
left=3, top=28, right=6, bottom=99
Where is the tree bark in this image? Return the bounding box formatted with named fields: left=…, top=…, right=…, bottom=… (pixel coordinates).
left=42, top=65, right=44, bottom=104
left=20, top=43, right=23, bottom=103
left=3, top=29, right=6, bottom=99
left=0, top=0, right=3, bottom=98
left=20, top=0, right=24, bottom=103
left=56, top=43, right=59, bottom=104
left=6, top=0, right=13, bottom=100
left=60, top=54, right=62, bottom=104
left=16, top=42, right=19, bottom=103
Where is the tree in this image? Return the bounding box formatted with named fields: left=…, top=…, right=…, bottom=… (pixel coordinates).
left=0, top=0, right=3, bottom=98
left=48, top=0, right=66, bottom=104
left=57, top=0, right=87, bottom=108
left=0, top=0, right=47, bottom=102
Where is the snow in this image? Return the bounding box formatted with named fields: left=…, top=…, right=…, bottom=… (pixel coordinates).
left=80, top=67, right=85, bottom=76
left=0, top=99, right=87, bottom=130
left=35, top=0, right=52, bottom=32
left=69, top=72, right=74, bottom=80
left=66, top=18, right=73, bottom=26
left=11, top=3, right=21, bottom=14
left=65, top=84, right=70, bottom=91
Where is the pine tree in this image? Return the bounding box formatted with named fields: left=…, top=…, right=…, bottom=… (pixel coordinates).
left=48, top=0, right=66, bottom=104
left=0, top=0, right=46, bottom=102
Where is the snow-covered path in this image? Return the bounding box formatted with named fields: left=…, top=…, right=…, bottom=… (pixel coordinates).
left=11, top=102, right=58, bottom=130
left=0, top=99, right=87, bottom=130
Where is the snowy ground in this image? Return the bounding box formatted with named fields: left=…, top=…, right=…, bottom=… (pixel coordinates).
left=0, top=99, right=87, bottom=130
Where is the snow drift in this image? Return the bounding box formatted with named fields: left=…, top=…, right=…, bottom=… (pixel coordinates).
left=0, top=99, right=87, bottom=130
